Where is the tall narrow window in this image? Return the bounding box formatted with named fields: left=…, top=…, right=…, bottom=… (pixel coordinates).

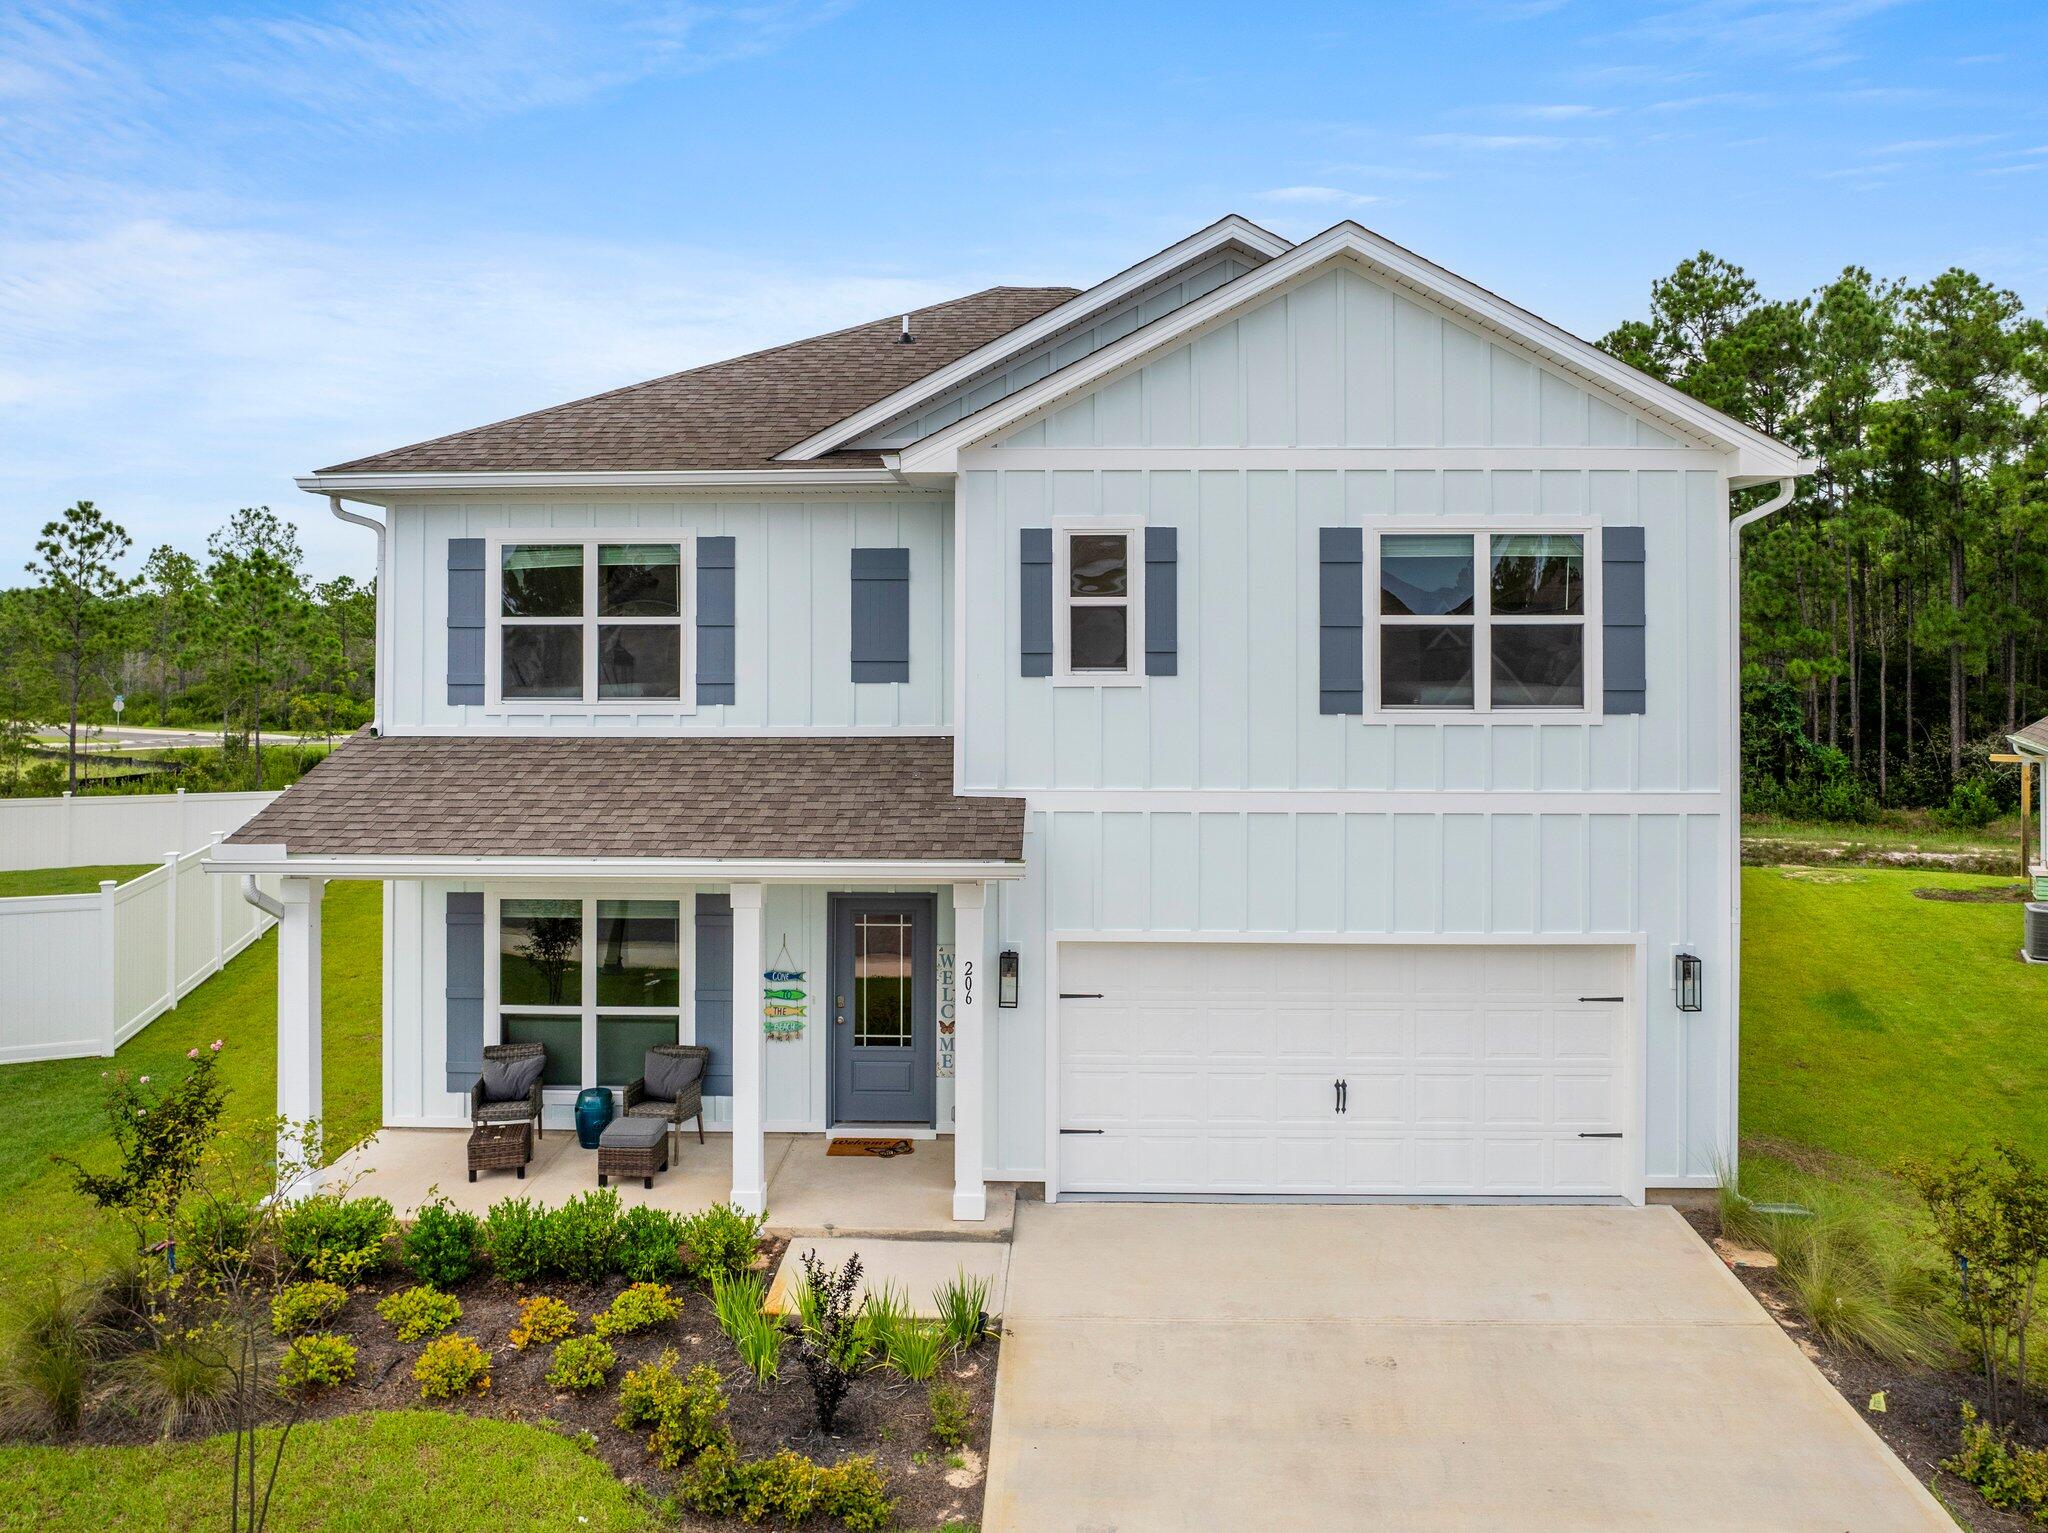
left=499, top=898, right=584, bottom=1086
left=1055, top=525, right=1143, bottom=681
left=1376, top=530, right=1590, bottom=713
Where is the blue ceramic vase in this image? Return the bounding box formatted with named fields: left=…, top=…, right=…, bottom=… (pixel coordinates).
left=574, top=1087, right=614, bottom=1149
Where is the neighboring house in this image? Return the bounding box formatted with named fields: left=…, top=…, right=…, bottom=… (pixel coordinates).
left=213, top=216, right=1813, bottom=1220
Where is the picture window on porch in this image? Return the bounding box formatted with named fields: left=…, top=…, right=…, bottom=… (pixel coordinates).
left=496, top=896, right=681, bottom=1092
left=497, top=541, right=688, bottom=704
left=1376, top=530, right=1589, bottom=713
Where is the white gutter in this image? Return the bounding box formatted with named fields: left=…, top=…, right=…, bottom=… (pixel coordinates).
left=241, top=874, right=285, bottom=920
left=207, top=851, right=1026, bottom=884
left=297, top=469, right=906, bottom=496
left=1725, top=476, right=1797, bottom=1187
left=327, top=496, right=387, bottom=733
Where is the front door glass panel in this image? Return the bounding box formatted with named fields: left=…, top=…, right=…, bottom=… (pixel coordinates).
left=853, top=914, right=913, bottom=1046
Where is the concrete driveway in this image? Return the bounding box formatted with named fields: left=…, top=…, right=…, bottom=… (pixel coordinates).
left=984, top=1202, right=1950, bottom=1532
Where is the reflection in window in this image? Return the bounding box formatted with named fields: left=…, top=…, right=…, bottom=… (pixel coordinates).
left=597, top=901, right=679, bottom=1007
left=501, top=1014, right=582, bottom=1087
left=500, top=899, right=582, bottom=1006
left=502, top=545, right=583, bottom=617
left=1381, top=535, right=1475, bottom=616
left=1376, top=531, right=1588, bottom=711
left=496, top=539, right=686, bottom=704
left=853, top=914, right=912, bottom=1047
left=597, top=1015, right=680, bottom=1086
left=1490, top=534, right=1583, bottom=616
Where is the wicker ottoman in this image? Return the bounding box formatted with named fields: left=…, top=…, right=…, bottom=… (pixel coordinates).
left=597, top=1115, right=668, bottom=1189
left=468, top=1121, right=531, bottom=1183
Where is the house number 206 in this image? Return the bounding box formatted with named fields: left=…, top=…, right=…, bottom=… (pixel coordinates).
left=961, top=960, right=973, bottom=1006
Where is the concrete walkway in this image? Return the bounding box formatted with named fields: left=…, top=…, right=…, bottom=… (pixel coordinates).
left=985, top=1202, right=1952, bottom=1532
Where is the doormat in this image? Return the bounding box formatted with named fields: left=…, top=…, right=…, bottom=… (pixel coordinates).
left=827, top=1138, right=915, bottom=1158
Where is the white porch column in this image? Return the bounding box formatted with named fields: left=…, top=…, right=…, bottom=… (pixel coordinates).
left=729, top=882, right=768, bottom=1216
left=275, top=877, right=325, bottom=1185
left=951, top=881, right=987, bottom=1221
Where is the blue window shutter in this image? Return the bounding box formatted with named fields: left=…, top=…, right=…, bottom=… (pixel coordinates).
left=694, top=893, right=733, bottom=1097
left=696, top=536, right=736, bottom=706
left=1603, top=526, right=1647, bottom=715
left=850, top=547, right=910, bottom=683
left=1145, top=526, right=1178, bottom=676
left=445, top=892, right=484, bottom=1093
left=1318, top=527, right=1364, bottom=715
left=447, top=539, right=485, bottom=706
left=1020, top=528, right=1053, bottom=677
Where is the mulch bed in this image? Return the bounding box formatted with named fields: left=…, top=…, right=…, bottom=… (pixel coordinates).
left=38, top=1240, right=1000, bottom=1532
left=1677, top=1206, right=2043, bottom=1533
left=1912, top=882, right=2033, bottom=904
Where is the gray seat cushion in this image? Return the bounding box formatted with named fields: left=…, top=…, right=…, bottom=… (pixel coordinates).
left=600, top=1115, right=669, bottom=1148
left=643, top=1050, right=703, bottom=1102
left=481, top=1052, right=545, bottom=1103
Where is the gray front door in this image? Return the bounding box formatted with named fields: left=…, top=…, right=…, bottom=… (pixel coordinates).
left=828, top=894, right=937, bottom=1125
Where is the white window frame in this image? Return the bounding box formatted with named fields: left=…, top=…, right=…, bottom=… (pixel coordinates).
left=1368, top=522, right=1602, bottom=721
left=484, top=531, right=696, bottom=713
left=1052, top=518, right=1146, bottom=687
left=485, top=888, right=694, bottom=1102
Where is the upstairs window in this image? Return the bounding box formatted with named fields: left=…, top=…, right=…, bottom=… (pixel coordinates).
left=496, top=538, right=689, bottom=705
left=1054, top=524, right=1144, bottom=683
left=1376, top=530, right=1590, bottom=712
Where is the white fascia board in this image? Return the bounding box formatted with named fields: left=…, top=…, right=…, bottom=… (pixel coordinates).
left=296, top=468, right=905, bottom=500
left=896, top=222, right=1814, bottom=480
left=204, top=850, right=1025, bottom=883
left=775, top=215, right=1294, bottom=463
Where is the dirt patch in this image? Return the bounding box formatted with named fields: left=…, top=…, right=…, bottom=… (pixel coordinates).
left=30, top=1255, right=999, bottom=1533
left=1678, top=1206, right=2043, bottom=1532
left=1913, top=883, right=2033, bottom=904
left=1742, top=838, right=2019, bottom=876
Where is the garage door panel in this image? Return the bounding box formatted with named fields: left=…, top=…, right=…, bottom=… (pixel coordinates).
left=1058, top=943, right=1629, bottom=1198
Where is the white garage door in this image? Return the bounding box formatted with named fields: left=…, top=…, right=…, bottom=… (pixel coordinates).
left=1057, top=942, right=1632, bottom=1198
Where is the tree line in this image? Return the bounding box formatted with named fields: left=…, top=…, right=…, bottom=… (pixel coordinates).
left=0, top=502, right=373, bottom=795
left=1598, top=255, right=2048, bottom=823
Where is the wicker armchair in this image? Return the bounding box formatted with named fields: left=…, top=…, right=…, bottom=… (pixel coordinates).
left=470, top=1041, right=546, bottom=1142
left=623, top=1044, right=709, bottom=1152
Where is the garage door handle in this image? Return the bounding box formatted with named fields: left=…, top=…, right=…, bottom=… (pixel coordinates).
left=1060, top=992, right=1103, bottom=999
left=1059, top=1128, right=1105, bottom=1135
left=1578, top=995, right=1624, bottom=1003
left=1577, top=1131, right=1624, bottom=1139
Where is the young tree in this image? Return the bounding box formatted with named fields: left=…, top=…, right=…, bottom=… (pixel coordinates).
left=204, top=508, right=311, bottom=789
left=139, top=544, right=204, bottom=725
left=24, top=502, right=135, bottom=792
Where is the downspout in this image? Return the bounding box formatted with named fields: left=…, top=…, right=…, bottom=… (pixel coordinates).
left=242, top=874, right=285, bottom=921
left=1725, top=477, right=1796, bottom=1188
left=327, top=495, right=387, bottom=735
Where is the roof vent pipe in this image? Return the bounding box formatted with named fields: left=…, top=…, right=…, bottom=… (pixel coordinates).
left=899, top=314, right=914, bottom=344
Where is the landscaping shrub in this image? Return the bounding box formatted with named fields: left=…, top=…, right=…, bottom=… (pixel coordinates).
left=413, top=1335, right=491, bottom=1399
left=679, top=1445, right=893, bottom=1532
left=815, top=1454, right=894, bottom=1532
left=543, top=1335, right=616, bottom=1392
left=592, top=1281, right=681, bottom=1339
left=178, top=1196, right=260, bottom=1278
left=1945, top=1402, right=2048, bottom=1518
left=482, top=1198, right=550, bottom=1284
left=934, top=1270, right=991, bottom=1352
left=270, top=1280, right=349, bottom=1336
left=0, top=1273, right=111, bottom=1434
left=793, top=1252, right=869, bottom=1435
left=1938, top=777, right=2003, bottom=831
left=615, top=1350, right=731, bottom=1469
left=743, top=1448, right=823, bottom=1523
left=376, top=1285, right=463, bottom=1343
left=402, top=1198, right=484, bottom=1288
left=928, top=1381, right=972, bottom=1447
left=858, top=1281, right=911, bottom=1359
left=508, top=1294, right=579, bottom=1351
left=278, top=1332, right=357, bottom=1392
left=616, top=1204, right=689, bottom=1283
left=678, top=1203, right=765, bottom=1284
left=544, top=1189, right=622, bottom=1283
left=275, top=1194, right=394, bottom=1284
left=676, top=1437, right=747, bottom=1517
left=882, top=1319, right=945, bottom=1382
left=117, top=1325, right=238, bottom=1438
left=732, top=1307, right=783, bottom=1388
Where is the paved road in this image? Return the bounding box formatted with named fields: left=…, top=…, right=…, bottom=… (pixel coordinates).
left=984, top=1202, right=1950, bottom=1532
left=32, top=725, right=223, bottom=751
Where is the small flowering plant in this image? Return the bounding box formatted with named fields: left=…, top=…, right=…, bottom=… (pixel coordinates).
left=56, top=1041, right=228, bottom=1242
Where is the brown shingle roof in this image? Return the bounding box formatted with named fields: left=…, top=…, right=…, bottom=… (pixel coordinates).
left=317, top=286, right=1079, bottom=476
left=2012, top=716, right=2048, bottom=754
left=226, top=734, right=1023, bottom=862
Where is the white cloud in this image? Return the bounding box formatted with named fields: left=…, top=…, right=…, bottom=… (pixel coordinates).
left=1497, top=103, right=1617, bottom=120
left=1415, top=132, right=1584, bottom=151
left=1255, top=186, right=1387, bottom=208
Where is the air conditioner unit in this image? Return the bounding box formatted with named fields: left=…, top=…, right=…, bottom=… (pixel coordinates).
left=2024, top=903, right=2048, bottom=965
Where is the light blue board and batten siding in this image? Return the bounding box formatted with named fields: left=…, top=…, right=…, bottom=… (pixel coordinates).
left=851, top=254, right=1256, bottom=450
left=959, top=465, right=1725, bottom=793
left=994, top=265, right=1695, bottom=451
left=382, top=494, right=951, bottom=734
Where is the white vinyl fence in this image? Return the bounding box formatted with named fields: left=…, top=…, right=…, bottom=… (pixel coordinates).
left=0, top=790, right=282, bottom=1063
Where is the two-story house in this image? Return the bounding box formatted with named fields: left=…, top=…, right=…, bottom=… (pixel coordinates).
left=214, top=216, right=1811, bottom=1222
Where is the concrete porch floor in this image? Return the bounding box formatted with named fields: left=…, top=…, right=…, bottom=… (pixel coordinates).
left=324, top=1129, right=1017, bottom=1239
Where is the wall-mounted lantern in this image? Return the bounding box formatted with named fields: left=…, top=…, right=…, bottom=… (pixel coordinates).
left=1673, top=952, right=1704, bottom=1013
left=998, top=949, right=1020, bottom=1009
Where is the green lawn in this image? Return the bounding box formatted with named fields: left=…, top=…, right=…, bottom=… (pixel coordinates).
left=0, top=1411, right=661, bottom=1532
left=0, top=879, right=382, bottom=1289
left=0, top=864, right=155, bottom=898
left=1741, top=863, right=2048, bottom=1174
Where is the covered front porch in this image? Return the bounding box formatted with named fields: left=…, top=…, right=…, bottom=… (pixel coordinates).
left=206, top=733, right=1028, bottom=1226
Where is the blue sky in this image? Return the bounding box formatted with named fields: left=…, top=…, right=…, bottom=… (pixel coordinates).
left=3, top=0, right=2044, bottom=580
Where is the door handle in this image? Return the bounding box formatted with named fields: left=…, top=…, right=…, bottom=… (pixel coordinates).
left=1339, top=1079, right=1348, bottom=1114
left=1577, top=1131, right=1623, bottom=1139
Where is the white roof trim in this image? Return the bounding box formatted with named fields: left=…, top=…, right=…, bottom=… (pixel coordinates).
left=893, top=221, right=1816, bottom=482
left=775, top=215, right=1292, bottom=463
left=297, top=468, right=906, bottom=498
left=206, top=847, right=1024, bottom=882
